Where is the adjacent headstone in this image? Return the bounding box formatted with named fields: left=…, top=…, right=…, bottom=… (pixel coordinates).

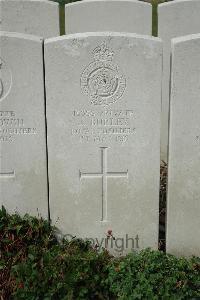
left=158, top=0, right=200, bottom=162
left=65, top=0, right=152, bottom=35
left=45, top=32, right=162, bottom=255
left=0, top=31, right=48, bottom=218
left=0, top=0, right=59, bottom=38
left=167, top=34, right=200, bottom=257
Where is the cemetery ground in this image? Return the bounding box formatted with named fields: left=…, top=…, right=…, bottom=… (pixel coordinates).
left=0, top=167, right=199, bottom=300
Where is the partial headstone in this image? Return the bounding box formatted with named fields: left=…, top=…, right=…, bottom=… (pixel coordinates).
left=158, top=0, right=200, bottom=162
left=167, top=34, right=200, bottom=257
left=45, top=32, right=162, bottom=255
left=0, top=0, right=59, bottom=38
left=65, top=0, right=152, bottom=35
left=0, top=31, right=48, bottom=218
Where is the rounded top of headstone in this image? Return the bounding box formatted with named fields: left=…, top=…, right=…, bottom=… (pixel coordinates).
left=0, top=31, right=44, bottom=103
left=0, top=31, right=43, bottom=42
left=0, top=0, right=59, bottom=38
left=172, top=32, right=200, bottom=45
left=0, top=0, right=58, bottom=4
left=45, top=31, right=161, bottom=45
left=66, top=0, right=151, bottom=7
left=159, top=0, right=200, bottom=8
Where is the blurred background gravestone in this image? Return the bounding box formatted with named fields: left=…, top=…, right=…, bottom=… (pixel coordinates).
left=167, top=33, right=200, bottom=257
left=0, top=0, right=59, bottom=38
left=158, top=0, right=200, bottom=162
left=0, top=32, right=48, bottom=217
left=65, top=0, right=152, bottom=35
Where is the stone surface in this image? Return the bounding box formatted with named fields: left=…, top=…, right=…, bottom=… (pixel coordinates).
left=65, top=0, right=152, bottom=35
left=0, top=31, right=48, bottom=218
left=167, top=34, right=200, bottom=257
left=45, top=32, right=162, bottom=255
left=0, top=0, right=59, bottom=38
left=158, top=0, right=200, bottom=162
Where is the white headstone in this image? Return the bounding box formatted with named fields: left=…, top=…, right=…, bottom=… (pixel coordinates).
left=158, top=0, right=200, bottom=162
left=65, top=0, right=152, bottom=35
left=0, top=0, right=59, bottom=38
left=45, top=32, right=162, bottom=255
left=167, top=34, right=200, bottom=257
left=0, top=31, right=48, bottom=218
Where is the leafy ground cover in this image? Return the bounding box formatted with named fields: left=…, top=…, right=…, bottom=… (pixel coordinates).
left=0, top=206, right=199, bottom=300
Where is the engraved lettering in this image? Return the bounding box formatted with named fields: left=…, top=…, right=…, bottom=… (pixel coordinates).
left=0, top=111, right=38, bottom=142
left=71, top=108, right=136, bottom=144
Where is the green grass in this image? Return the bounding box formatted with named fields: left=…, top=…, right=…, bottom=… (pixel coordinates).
left=152, top=0, right=159, bottom=36
left=51, top=0, right=80, bottom=35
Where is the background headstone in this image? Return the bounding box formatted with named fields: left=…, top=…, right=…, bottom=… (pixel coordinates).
left=0, top=0, right=59, bottom=38
left=65, top=0, right=152, bottom=35
left=45, top=32, right=162, bottom=255
left=0, top=31, right=48, bottom=218
left=167, top=34, right=200, bottom=257
left=158, top=0, right=200, bottom=162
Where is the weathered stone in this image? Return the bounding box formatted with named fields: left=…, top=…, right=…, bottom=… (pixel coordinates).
left=0, top=31, right=48, bottom=218
left=158, top=0, right=200, bottom=161
left=45, top=32, right=162, bottom=255
left=0, top=0, right=59, bottom=38
left=65, top=0, right=152, bottom=35
left=167, top=33, right=200, bottom=257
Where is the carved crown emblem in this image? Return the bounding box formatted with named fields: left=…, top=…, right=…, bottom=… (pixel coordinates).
left=80, top=42, right=126, bottom=106
left=93, top=42, right=114, bottom=62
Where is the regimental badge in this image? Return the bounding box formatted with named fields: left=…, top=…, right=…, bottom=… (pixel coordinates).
left=0, top=57, right=12, bottom=102
left=80, top=42, right=126, bottom=106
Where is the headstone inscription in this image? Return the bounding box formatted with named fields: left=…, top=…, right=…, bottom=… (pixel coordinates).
left=158, top=0, right=200, bottom=162
left=45, top=32, right=162, bottom=255
left=0, top=31, right=48, bottom=218
left=167, top=34, right=200, bottom=257
left=65, top=0, right=152, bottom=35
left=0, top=0, right=59, bottom=38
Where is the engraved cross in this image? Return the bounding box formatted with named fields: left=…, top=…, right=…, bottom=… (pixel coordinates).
left=0, top=170, right=15, bottom=179
left=80, top=147, right=128, bottom=222
left=0, top=58, right=3, bottom=99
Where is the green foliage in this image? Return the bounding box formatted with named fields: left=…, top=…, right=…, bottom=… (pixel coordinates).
left=10, top=241, right=112, bottom=299
left=107, top=249, right=200, bottom=299
left=0, top=207, right=199, bottom=299
left=0, top=206, right=56, bottom=299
